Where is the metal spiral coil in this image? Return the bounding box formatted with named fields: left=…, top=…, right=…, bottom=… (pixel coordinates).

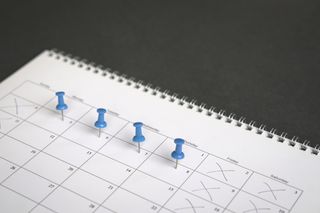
left=48, top=48, right=319, bottom=156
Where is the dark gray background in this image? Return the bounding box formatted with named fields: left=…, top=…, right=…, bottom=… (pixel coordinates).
left=1, top=1, right=319, bottom=147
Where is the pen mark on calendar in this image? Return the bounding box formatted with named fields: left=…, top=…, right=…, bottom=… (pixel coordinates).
left=242, top=200, right=271, bottom=213
left=0, top=101, right=36, bottom=116
left=191, top=181, right=220, bottom=201
left=258, top=182, right=286, bottom=200
left=174, top=198, right=204, bottom=213
left=14, top=98, right=19, bottom=115
left=207, top=162, right=235, bottom=182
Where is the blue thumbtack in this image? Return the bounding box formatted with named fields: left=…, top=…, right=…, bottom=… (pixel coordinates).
left=133, top=122, right=145, bottom=153
left=171, top=138, right=185, bottom=169
left=55, top=91, right=68, bottom=121
left=95, top=108, right=107, bottom=137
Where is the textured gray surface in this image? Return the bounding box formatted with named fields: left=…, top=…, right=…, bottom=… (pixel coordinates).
left=1, top=1, right=320, bottom=147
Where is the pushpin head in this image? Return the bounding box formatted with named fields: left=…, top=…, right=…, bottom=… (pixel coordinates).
left=97, top=108, right=106, bottom=114
left=133, top=122, right=145, bottom=142
left=171, top=138, right=185, bottom=160
left=133, top=122, right=143, bottom=128
left=174, top=138, right=184, bottom=146
left=95, top=108, right=107, bottom=128
left=55, top=91, right=68, bottom=111
left=56, top=91, right=65, bottom=96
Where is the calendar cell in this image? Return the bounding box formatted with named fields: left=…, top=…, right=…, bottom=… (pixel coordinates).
left=0, top=110, right=22, bottom=134
left=0, top=157, right=19, bottom=182
left=80, top=108, right=128, bottom=136
left=63, top=122, right=111, bottom=151
left=116, top=124, right=167, bottom=152
left=197, top=155, right=253, bottom=188
left=0, top=185, right=35, bottom=212
left=8, top=122, right=57, bottom=150
left=12, top=81, right=54, bottom=106
left=0, top=136, right=38, bottom=166
left=63, top=169, right=116, bottom=203
left=122, top=170, right=177, bottom=205
left=42, top=187, right=98, bottom=213
left=227, top=191, right=288, bottom=213
left=182, top=171, right=238, bottom=207
left=3, top=168, right=56, bottom=202
left=155, top=138, right=208, bottom=170
left=99, top=137, right=151, bottom=168
left=0, top=94, right=40, bottom=119
left=44, top=137, right=93, bottom=167
left=45, top=96, right=91, bottom=120
left=164, top=189, right=224, bottom=213
left=24, top=152, right=75, bottom=184
left=28, top=107, right=74, bottom=135
left=242, top=173, right=302, bottom=210
left=103, top=188, right=161, bottom=213
left=82, top=153, right=133, bottom=185
left=139, top=154, right=191, bottom=187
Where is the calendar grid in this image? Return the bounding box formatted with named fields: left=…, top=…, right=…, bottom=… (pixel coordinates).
left=9, top=81, right=306, bottom=190
left=2, top=91, right=306, bottom=191
left=2, top=94, right=301, bottom=195
left=0, top=80, right=304, bottom=213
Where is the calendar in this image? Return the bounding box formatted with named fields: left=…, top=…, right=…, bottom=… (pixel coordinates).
left=0, top=50, right=319, bottom=213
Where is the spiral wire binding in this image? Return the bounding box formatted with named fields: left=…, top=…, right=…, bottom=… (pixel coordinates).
left=48, top=48, right=319, bottom=156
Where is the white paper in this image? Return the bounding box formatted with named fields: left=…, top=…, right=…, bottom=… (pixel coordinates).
left=0, top=50, right=319, bottom=213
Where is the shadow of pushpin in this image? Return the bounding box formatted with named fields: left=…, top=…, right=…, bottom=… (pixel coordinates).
left=171, top=138, right=185, bottom=169
left=133, top=122, right=145, bottom=153
left=95, top=108, right=107, bottom=137
left=55, top=91, right=68, bottom=121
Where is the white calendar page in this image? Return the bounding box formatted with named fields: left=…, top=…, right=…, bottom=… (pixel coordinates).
left=0, top=50, right=319, bottom=213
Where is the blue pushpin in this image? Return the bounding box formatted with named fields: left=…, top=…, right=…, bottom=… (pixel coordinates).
left=171, top=138, right=185, bottom=169
left=132, top=122, right=145, bottom=153
left=55, top=91, right=68, bottom=121
left=95, top=108, right=107, bottom=137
